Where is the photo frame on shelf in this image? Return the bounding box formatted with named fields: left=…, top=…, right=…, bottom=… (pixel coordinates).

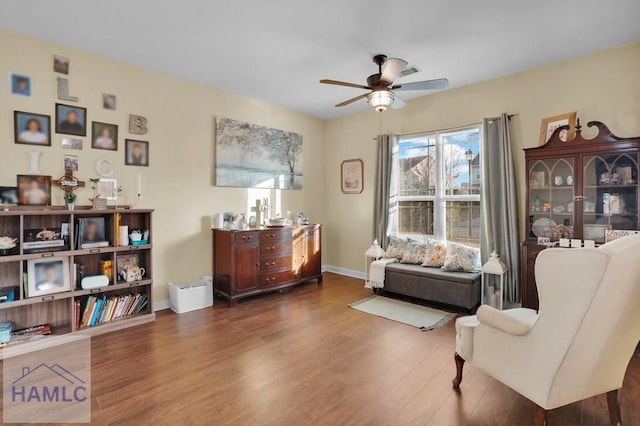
left=116, top=253, right=139, bottom=278
left=539, top=111, right=577, bottom=145
left=97, top=179, right=117, bottom=200
left=14, top=111, right=51, bottom=146
left=17, top=174, right=51, bottom=206
left=55, top=103, right=87, bottom=136
left=27, top=257, right=71, bottom=298
left=341, top=158, right=363, bottom=194
left=530, top=171, right=545, bottom=188
left=584, top=224, right=610, bottom=243
left=0, top=186, right=18, bottom=204
left=76, top=217, right=108, bottom=249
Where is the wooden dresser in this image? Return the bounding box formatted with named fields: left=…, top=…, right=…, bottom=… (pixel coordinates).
left=212, top=225, right=322, bottom=306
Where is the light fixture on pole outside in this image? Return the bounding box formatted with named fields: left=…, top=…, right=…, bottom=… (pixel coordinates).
left=367, top=90, right=394, bottom=112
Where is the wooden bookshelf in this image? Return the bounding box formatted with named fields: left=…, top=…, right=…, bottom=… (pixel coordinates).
left=0, top=206, right=155, bottom=356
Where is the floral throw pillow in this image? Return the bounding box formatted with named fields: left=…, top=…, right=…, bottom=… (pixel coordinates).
left=441, top=242, right=480, bottom=272
left=421, top=239, right=447, bottom=267
left=400, top=241, right=428, bottom=264
left=385, top=236, right=408, bottom=259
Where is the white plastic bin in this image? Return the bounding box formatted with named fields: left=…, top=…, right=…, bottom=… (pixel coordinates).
left=168, top=275, right=213, bottom=314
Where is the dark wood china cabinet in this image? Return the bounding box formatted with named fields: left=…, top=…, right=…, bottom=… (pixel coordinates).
left=522, top=121, right=640, bottom=309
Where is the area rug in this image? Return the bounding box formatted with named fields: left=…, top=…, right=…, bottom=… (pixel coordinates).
left=348, top=295, right=456, bottom=331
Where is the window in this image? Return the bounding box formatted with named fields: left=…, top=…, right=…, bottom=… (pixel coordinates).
left=391, top=126, right=481, bottom=247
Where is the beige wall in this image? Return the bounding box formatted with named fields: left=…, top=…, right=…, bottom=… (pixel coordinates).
left=325, top=42, right=640, bottom=273
left=0, top=30, right=326, bottom=305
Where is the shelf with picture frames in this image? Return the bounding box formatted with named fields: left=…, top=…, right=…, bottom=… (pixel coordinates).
left=0, top=206, right=154, bottom=356
left=522, top=120, right=640, bottom=310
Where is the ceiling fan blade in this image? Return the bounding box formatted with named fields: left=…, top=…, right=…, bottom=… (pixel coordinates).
left=335, top=93, right=369, bottom=107
left=381, top=58, right=408, bottom=84
left=392, top=78, right=449, bottom=91
left=320, top=79, right=370, bottom=90
left=391, top=96, right=406, bottom=109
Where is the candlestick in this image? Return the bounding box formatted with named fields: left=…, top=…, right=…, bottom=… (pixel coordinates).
left=137, top=173, right=142, bottom=196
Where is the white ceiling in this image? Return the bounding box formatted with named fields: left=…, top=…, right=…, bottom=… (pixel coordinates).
left=1, top=1, right=639, bottom=119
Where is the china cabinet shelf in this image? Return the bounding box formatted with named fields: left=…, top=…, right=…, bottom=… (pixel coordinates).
left=522, top=121, right=640, bottom=310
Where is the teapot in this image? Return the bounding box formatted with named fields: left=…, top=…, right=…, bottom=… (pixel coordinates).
left=129, top=229, right=143, bottom=242
left=120, top=265, right=145, bottom=282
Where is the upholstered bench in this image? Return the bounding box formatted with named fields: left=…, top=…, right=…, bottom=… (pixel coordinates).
left=380, top=263, right=481, bottom=312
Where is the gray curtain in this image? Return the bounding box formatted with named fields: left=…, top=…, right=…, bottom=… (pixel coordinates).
left=373, top=134, right=396, bottom=248
left=481, top=114, right=520, bottom=303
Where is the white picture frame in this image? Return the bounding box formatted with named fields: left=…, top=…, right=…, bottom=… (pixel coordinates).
left=27, top=257, right=71, bottom=297
left=98, top=179, right=117, bottom=200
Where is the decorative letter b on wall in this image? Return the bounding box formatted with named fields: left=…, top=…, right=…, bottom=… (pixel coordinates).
left=129, top=114, right=148, bottom=135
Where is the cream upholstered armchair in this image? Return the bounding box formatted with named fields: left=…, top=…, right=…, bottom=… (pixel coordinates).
left=453, top=234, right=640, bottom=425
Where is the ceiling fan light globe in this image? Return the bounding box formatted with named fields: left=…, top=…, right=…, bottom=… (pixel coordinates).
left=367, top=90, right=394, bottom=112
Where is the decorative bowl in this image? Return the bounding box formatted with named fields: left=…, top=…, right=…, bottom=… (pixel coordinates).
left=269, top=218, right=287, bottom=226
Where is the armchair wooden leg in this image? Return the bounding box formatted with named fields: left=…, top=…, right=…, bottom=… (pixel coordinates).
left=534, top=405, right=547, bottom=426
left=607, top=389, right=622, bottom=425
left=452, top=352, right=465, bottom=390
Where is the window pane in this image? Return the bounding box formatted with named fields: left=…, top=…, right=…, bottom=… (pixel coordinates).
left=446, top=201, right=480, bottom=247
left=442, top=130, right=481, bottom=196
left=398, top=201, right=434, bottom=235
left=398, top=138, right=436, bottom=196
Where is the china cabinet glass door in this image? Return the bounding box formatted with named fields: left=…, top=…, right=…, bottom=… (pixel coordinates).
left=582, top=153, right=638, bottom=243
left=528, top=157, right=575, bottom=240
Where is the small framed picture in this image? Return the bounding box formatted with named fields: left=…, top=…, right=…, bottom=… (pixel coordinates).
left=91, top=122, right=118, bottom=151
left=539, top=111, right=577, bottom=145
left=53, top=55, right=70, bottom=74
left=116, top=253, right=139, bottom=277
left=14, top=111, right=51, bottom=146
left=27, top=257, right=71, bottom=297
left=76, top=217, right=108, bottom=249
left=64, top=154, right=79, bottom=171
left=584, top=224, right=610, bottom=244
left=0, top=187, right=18, bottom=204
left=341, top=159, right=364, bottom=194
left=125, top=139, right=149, bottom=167
left=9, top=73, right=31, bottom=97
left=55, top=103, right=87, bottom=136
left=61, top=138, right=83, bottom=150
left=98, top=179, right=117, bottom=200
left=103, top=94, right=116, bottom=110
left=17, top=175, right=51, bottom=206
left=530, top=171, right=546, bottom=188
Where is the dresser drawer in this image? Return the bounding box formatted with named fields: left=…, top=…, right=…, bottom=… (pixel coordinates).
left=261, top=270, right=299, bottom=287
left=261, top=228, right=292, bottom=242
left=261, top=240, right=293, bottom=256
left=260, top=256, right=293, bottom=272
left=234, top=232, right=259, bottom=243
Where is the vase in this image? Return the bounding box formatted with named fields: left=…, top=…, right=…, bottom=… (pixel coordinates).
left=66, top=202, right=75, bottom=210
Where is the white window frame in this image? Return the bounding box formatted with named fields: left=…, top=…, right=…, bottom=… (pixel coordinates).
left=394, top=124, right=481, bottom=242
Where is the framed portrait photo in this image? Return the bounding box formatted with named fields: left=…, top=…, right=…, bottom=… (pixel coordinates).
left=14, top=111, right=51, bottom=146
left=103, top=93, right=116, bottom=110
left=91, top=121, right=118, bottom=151
left=341, top=158, right=364, bottom=194
left=125, top=139, right=149, bottom=167
left=53, top=55, right=70, bottom=75
left=17, top=175, right=51, bottom=206
left=98, top=179, right=117, bottom=200
left=55, top=103, right=87, bottom=136
left=9, top=73, right=32, bottom=97
left=27, top=257, right=71, bottom=297
left=539, top=111, right=577, bottom=145
left=0, top=187, right=18, bottom=204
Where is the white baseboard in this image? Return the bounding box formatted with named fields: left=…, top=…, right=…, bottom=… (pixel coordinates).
left=324, top=265, right=366, bottom=280
left=153, top=299, right=170, bottom=312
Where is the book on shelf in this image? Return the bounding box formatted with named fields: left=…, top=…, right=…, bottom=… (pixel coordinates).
left=23, top=227, right=69, bottom=254
left=0, top=286, right=18, bottom=303
left=81, top=241, right=109, bottom=249
left=0, top=323, right=53, bottom=346
left=78, top=293, right=148, bottom=328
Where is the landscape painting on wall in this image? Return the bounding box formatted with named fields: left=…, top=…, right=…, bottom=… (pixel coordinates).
left=215, top=117, right=303, bottom=189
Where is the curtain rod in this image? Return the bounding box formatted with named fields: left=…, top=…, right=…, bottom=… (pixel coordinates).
left=375, top=113, right=519, bottom=139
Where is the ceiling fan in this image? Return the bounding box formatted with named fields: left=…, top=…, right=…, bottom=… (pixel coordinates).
left=320, top=54, right=449, bottom=112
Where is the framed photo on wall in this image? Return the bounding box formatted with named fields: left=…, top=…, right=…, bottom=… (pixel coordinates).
left=14, top=111, right=51, bottom=146
left=125, top=139, right=149, bottom=167
left=17, top=175, right=51, bottom=206
left=55, top=103, right=87, bottom=136
left=9, top=73, right=32, bottom=97
left=27, top=257, right=71, bottom=297
left=539, top=111, right=577, bottom=145
left=341, top=158, right=364, bottom=194
left=98, top=179, right=117, bottom=200
left=91, top=121, right=118, bottom=151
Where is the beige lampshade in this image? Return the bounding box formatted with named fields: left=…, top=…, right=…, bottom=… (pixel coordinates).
left=365, top=239, right=386, bottom=258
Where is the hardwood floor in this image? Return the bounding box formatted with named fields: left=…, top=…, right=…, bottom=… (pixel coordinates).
left=5, top=272, right=640, bottom=425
